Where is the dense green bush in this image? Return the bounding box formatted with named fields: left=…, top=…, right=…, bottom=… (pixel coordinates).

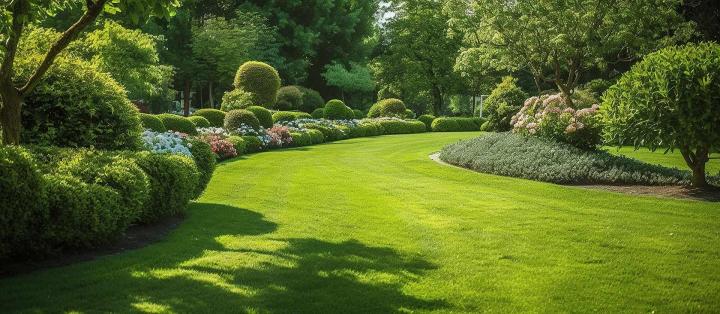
left=157, top=114, right=198, bottom=135
left=192, top=109, right=226, bottom=127
left=187, top=139, right=216, bottom=198
left=19, top=57, right=143, bottom=150
left=440, top=133, right=695, bottom=185
left=246, top=106, right=273, bottom=129
left=139, top=113, right=166, bottom=132
left=305, top=123, right=345, bottom=141
left=134, top=152, right=199, bottom=223
left=221, top=89, right=255, bottom=111
left=234, top=61, right=281, bottom=107
left=324, top=99, right=354, bottom=120
left=299, top=87, right=325, bottom=113
left=432, top=117, right=482, bottom=132
left=276, top=86, right=304, bottom=110
left=188, top=116, right=211, bottom=128
left=227, top=136, right=247, bottom=155
left=290, top=132, right=313, bottom=147
left=481, top=76, right=528, bottom=132
left=0, top=146, right=45, bottom=260
left=358, top=121, right=384, bottom=137
left=353, top=109, right=365, bottom=119
left=306, top=129, right=325, bottom=144
left=583, top=79, right=614, bottom=99
left=224, top=110, right=260, bottom=130
left=368, top=98, right=407, bottom=118
left=418, top=115, right=436, bottom=131
left=273, top=111, right=312, bottom=123
left=602, top=42, right=720, bottom=187
left=378, top=119, right=427, bottom=134
left=311, top=108, right=325, bottom=119
left=242, top=136, right=264, bottom=153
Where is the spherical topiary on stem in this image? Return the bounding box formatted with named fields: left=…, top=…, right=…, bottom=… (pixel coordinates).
left=192, top=109, right=226, bottom=127
left=246, top=106, right=273, bottom=129
left=276, top=86, right=304, bottom=110
left=157, top=114, right=198, bottom=135
left=602, top=42, right=720, bottom=187
left=324, top=99, right=354, bottom=120
left=224, top=109, right=261, bottom=130
left=367, top=98, right=407, bottom=118
left=139, top=113, right=167, bottom=132
left=234, top=61, right=281, bottom=108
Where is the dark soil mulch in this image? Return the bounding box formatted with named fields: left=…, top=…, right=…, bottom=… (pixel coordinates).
left=577, top=185, right=720, bottom=202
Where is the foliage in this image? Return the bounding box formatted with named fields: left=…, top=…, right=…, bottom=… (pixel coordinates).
left=512, top=93, right=602, bottom=150
left=18, top=56, right=143, bottom=150
left=276, top=86, right=304, bottom=111
left=273, top=111, right=312, bottom=123
left=418, top=114, right=436, bottom=131
left=582, top=79, right=614, bottom=100
left=134, top=152, right=199, bottom=223
left=188, top=116, right=211, bottom=128
left=353, top=109, right=365, bottom=119
left=431, top=117, right=481, bottom=132
left=157, top=114, right=198, bottom=135
left=322, top=62, right=375, bottom=99
left=241, top=135, right=264, bottom=153
left=311, top=108, right=325, bottom=119
left=323, top=99, right=354, bottom=120
left=221, top=89, right=255, bottom=111
left=141, top=130, right=192, bottom=157
left=139, top=113, right=167, bottom=132
left=224, top=110, right=260, bottom=131
left=234, top=61, right=281, bottom=107
left=290, top=132, right=313, bottom=147
left=298, top=87, right=325, bottom=113
left=245, top=106, right=273, bottom=129
left=481, top=77, right=528, bottom=132
left=440, top=133, right=692, bottom=185
left=602, top=42, right=720, bottom=186
left=187, top=139, right=217, bottom=198
left=192, top=109, right=226, bottom=127
left=368, top=98, right=407, bottom=118
left=227, top=136, right=247, bottom=155
left=376, top=118, right=427, bottom=134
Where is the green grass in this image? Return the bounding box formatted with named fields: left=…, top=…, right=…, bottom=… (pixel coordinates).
left=2, top=132, right=719, bottom=313
left=606, top=146, right=720, bottom=175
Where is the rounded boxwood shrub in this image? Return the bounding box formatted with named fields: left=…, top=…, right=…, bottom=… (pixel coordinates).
left=242, top=136, right=264, bottom=153
left=367, top=98, right=407, bottom=118
left=306, top=129, right=325, bottom=144
left=234, top=61, right=281, bottom=107
left=221, top=89, right=255, bottom=111
left=227, top=136, right=247, bottom=155
left=277, top=86, right=303, bottom=110
left=353, top=109, right=365, bottom=119
left=273, top=111, right=299, bottom=123
left=224, top=109, right=260, bottom=130
left=311, top=108, right=325, bottom=119
left=19, top=57, right=143, bottom=150
left=134, top=152, right=199, bottom=223
left=187, top=139, right=216, bottom=199
left=188, top=116, right=211, bottom=128
left=0, top=146, right=45, bottom=259
left=378, top=119, right=427, bottom=134
left=290, top=132, right=312, bottom=147
left=298, top=87, right=325, bottom=113
left=192, top=109, right=226, bottom=127
left=481, top=76, right=528, bottom=132
left=246, top=106, right=273, bottom=129
left=157, top=114, right=198, bottom=135
left=432, top=118, right=461, bottom=132
left=324, top=99, right=354, bottom=120
left=139, top=113, right=167, bottom=132
left=418, top=114, right=436, bottom=131
left=404, top=109, right=415, bottom=119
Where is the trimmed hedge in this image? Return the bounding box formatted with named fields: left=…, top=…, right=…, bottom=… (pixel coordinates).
left=418, top=115, right=436, bottom=131
left=378, top=119, right=427, bottom=135
left=290, top=132, right=313, bottom=147
left=242, top=136, right=264, bottom=153
left=324, top=99, right=354, bottom=120
left=305, top=123, right=346, bottom=142
left=140, top=113, right=167, bottom=132
left=432, top=117, right=482, bottom=132
left=227, top=136, right=247, bottom=155
left=224, top=110, right=260, bottom=130
left=368, top=98, right=407, bottom=118
left=299, top=87, right=325, bottom=113
left=188, top=139, right=216, bottom=198
left=306, top=129, right=325, bottom=144
left=192, top=109, right=226, bottom=127
left=157, top=114, right=198, bottom=135
left=440, top=133, right=696, bottom=185
left=311, top=108, right=325, bottom=119
left=234, top=61, right=281, bottom=107
left=277, top=86, right=303, bottom=110
left=273, top=111, right=312, bottom=123
left=246, top=106, right=273, bottom=129
left=188, top=116, right=211, bottom=128
left=134, top=152, right=199, bottom=223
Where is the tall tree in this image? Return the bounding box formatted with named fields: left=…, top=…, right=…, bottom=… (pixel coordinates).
left=322, top=62, right=375, bottom=106
left=0, top=0, right=178, bottom=144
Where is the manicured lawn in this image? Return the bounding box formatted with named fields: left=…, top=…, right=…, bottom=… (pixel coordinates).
left=606, top=146, right=720, bottom=175
left=2, top=132, right=719, bottom=313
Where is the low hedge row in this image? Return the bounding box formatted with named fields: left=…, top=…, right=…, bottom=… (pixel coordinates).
left=0, top=145, right=215, bottom=261
left=439, top=133, right=705, bottom=185
left=431, top=117, right=484, bottom=132
left=273, top=111, right=313, bottom=123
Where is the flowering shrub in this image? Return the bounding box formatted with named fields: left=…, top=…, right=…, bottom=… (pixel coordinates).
left=267, top=125, right=294, bottom=147
left=141, top=130, right=193, bottom=157
left=512, top=93, right=602, bottom=150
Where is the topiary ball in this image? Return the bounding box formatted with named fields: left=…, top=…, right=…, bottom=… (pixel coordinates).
left=234, top=61, right=281, bottom=108
left=139, top=113, right=167, bottom=132
left=418, top=114, right=436, bottom=131
left=246, top=106, right=273, bottom=129
left=224, top=109, right=261, bottom=130
left=192, top=109, right=226, bottom=127
left=133, top=152, right=199, bottom=223
left=221, top=89, right=255, bottom=111
left=324, top=99, right=354, bottom=120
left=273, top=111, right=299, bottom=123
left=277, top=86, right=304, bottom=110
left=188, top=116, right=211, bottom=128
left=353, top=109, right=365, bottom=119
left=187, top=139, right=216, bottom=199
left=157, top=114, right=198, bottom=135
left=298, top=87, right=325, bottom=113
left=311, top=108, right=325, bottom=119
left=367, top=98, right=407, bottom=118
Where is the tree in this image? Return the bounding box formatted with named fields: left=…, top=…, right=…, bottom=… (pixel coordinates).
left=602, top=43, right=720, bottom=187
left=321, top=62, right=375, bottom=105
left=444, top=0, right=693, bottom=105
left=0, top=0, right=178, bottom=144
left=372, top=0, right=463, bottom=115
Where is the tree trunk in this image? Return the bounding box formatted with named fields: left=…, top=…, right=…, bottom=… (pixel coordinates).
left=431, top=85, right=443, bottom=116
left=208, top=81, right=214, bottom=109
left=681, top=146, right=709, bottom=187
left=183, top=80, right=191, bottom=117
left=0, top=84, right=23, bottom=145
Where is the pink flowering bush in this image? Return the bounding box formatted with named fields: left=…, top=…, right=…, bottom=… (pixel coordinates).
left=196, top=133, right=237, bottom=160
left=267, top=125, right=294, bottom=147
left=511, top=93, right=602, bottom=150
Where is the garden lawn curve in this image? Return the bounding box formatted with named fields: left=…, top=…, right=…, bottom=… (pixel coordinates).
left=2, top=132, right=719, bottom=312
